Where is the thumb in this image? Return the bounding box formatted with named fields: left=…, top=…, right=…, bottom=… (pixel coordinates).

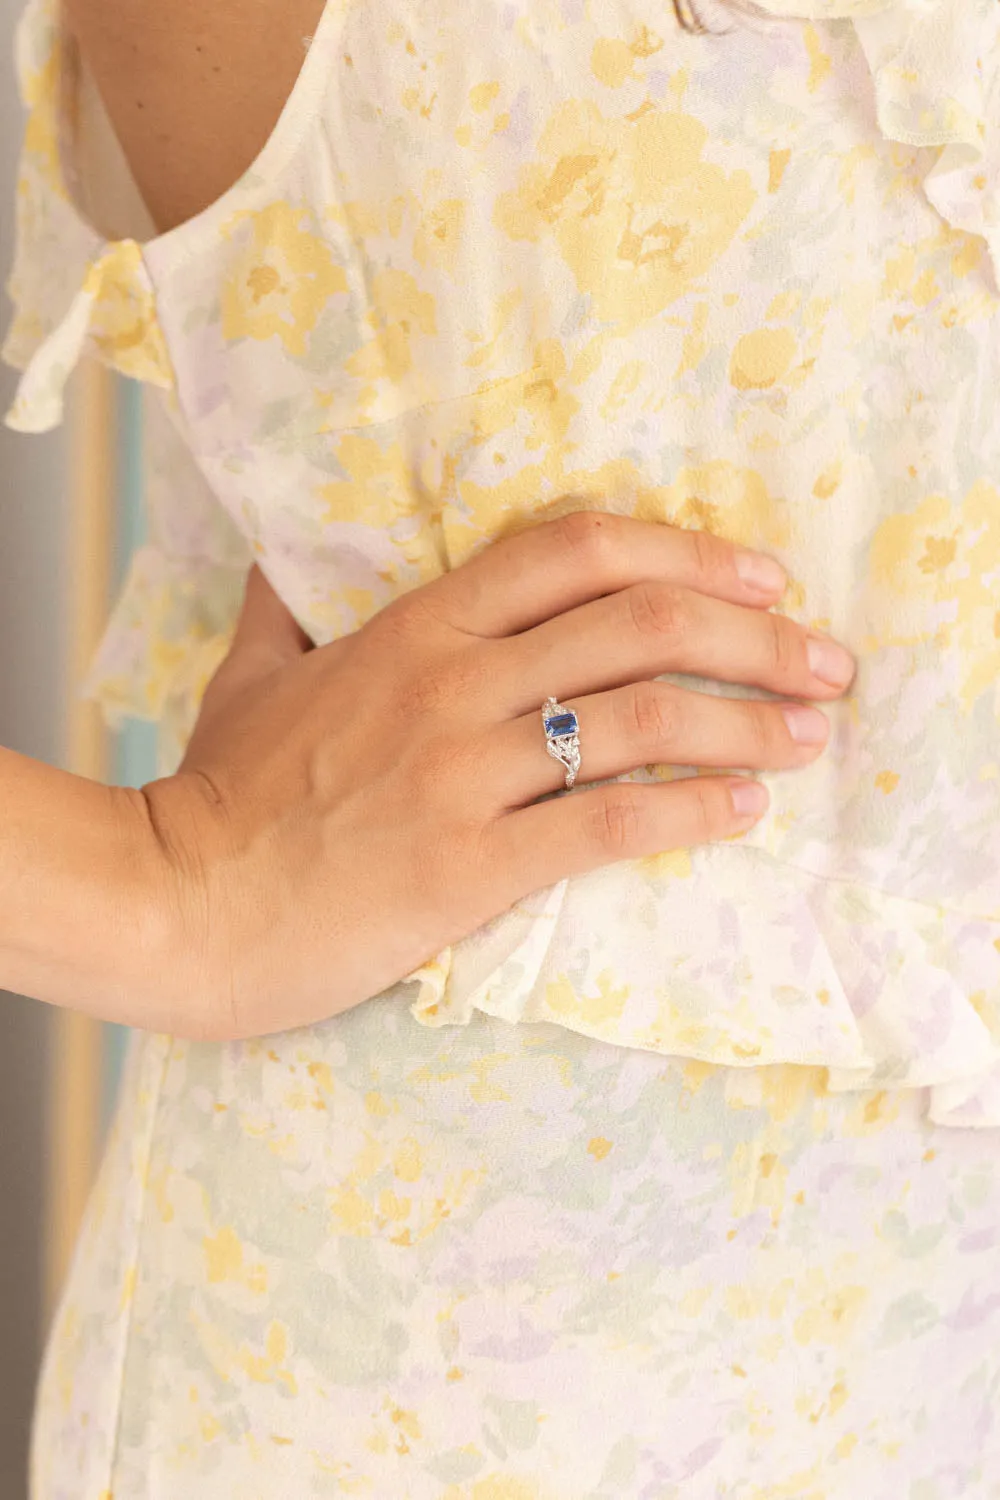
left=230, top=564, right=314, bottom=664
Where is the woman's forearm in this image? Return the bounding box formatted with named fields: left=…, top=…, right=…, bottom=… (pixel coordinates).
left=0, top=747, right=179, bottom=1029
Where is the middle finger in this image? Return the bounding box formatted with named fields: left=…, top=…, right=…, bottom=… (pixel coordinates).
left=491, top=581, right=855, bottom=717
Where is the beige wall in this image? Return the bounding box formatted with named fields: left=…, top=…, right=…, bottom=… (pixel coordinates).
left=0, top=0, right=71, bottom=1492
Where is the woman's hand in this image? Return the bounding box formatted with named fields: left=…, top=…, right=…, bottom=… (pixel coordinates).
left=140, top=512, right=855, bottom=1042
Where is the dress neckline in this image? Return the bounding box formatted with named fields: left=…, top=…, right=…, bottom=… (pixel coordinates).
left=47, top=0, right=343, bottom=268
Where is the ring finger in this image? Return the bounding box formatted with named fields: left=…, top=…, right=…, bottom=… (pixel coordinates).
left=482, top=679, right=831, bottom=809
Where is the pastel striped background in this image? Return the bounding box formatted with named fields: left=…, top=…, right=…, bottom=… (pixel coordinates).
left=45, top=360, right=157, bottom=1318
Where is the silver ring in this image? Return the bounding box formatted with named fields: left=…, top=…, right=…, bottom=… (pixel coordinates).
left=542, top=696, right=581, bottom=788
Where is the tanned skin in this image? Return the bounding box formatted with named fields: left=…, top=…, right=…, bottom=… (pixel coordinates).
left=62, top=0, right=328, bottom=231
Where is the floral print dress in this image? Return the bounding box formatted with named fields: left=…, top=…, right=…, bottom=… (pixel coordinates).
left=7, top=0, right=1000, bottom=1494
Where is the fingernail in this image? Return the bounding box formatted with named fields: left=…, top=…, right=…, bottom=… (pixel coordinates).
left=735, top=550, right=786, bottom=596
left=781, top=704, right=828, bottom=745
left=806, top=634, right=855, bottom=689
left=729, top=779, right=769, bottom=819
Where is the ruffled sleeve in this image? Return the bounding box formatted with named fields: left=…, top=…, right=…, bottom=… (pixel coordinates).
left=3, top=0, right=250, bottom=769
left=733, top=0, right=1000, bottom=288
left=854, top=0, right=1000, bottom=287
left=81, top=390, right=252, bottom=776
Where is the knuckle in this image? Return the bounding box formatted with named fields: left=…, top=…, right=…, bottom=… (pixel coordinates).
left=766, top=614, right=798, bottom=680
left=688, top=526, right=728, bottom=585
left=626, top=581, right=687, bottom=641
left=393, top=647, right=485, bottom=722
left=689, top=776, right=724, bottom=842
left=628, top=680, right=679, bottom=749
left=742, top=701, right=773, bottom=759
left=588, top=786, right=642, bottom=858
left=365, top=593, right=427, bottom=657
left=371, top=582, right=463, bottom=650
left=550, top=509, right=620, bottom=568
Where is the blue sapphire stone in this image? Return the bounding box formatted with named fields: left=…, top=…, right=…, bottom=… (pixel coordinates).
left=544, top=711, right=578, bottom=738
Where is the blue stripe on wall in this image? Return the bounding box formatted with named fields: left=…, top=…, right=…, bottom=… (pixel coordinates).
left=101, top=377, right=158, bottom=1136
left=113, top=377, right=158, bottom=794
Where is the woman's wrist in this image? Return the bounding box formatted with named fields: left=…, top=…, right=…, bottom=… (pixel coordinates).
left=0, top=747, right=195, bottom=1034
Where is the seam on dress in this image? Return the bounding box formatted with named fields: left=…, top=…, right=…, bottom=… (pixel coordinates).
left=170, top=361, right=544, bottom=465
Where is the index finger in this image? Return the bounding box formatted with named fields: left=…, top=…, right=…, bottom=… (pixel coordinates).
left=430, top=511, right=786, bottom=637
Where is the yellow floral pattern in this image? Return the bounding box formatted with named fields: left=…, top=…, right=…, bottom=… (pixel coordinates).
left=494, top=98, right=757, bottom=331
left=868, top=481, right=1000, bottom=712
left=8, top=0, right=1000, bottom=1492
left=220, top=201, right=349, bottom=356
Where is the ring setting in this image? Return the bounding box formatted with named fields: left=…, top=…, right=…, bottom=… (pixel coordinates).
left=542, top=696, right=581, bottom=788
